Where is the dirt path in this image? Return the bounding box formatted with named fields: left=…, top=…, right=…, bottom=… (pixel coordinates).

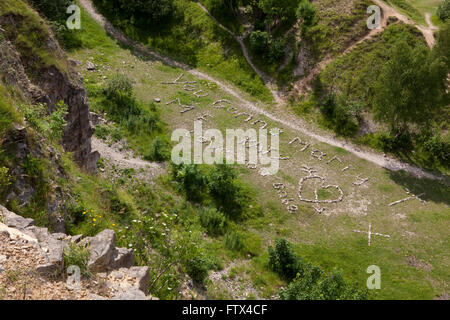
left=425, top=12, right=438, bottom=31
left=374, top=0, right=436, bottom=47
left=194, top=2, right=283, bottom=104
left=91, top=137, right=164, bottom=179
left=79, top=0, right=446, bottom=183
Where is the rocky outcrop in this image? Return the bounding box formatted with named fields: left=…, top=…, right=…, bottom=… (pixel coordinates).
left=81, top=229, right=134, bottom=273
left=0, top=205, right=156, bottom=300
left=0, top=10, right=99, bottom=172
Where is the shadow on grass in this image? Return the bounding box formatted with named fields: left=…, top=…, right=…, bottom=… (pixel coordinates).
left=387, top=170, right=450, bottom=206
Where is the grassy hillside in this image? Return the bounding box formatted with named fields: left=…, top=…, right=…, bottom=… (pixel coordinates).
left=385, top=0, right=443, bottom=25
left=0, top=0, right=448, bottom=301
left=92, top=0, right=273, bottom=104
left=62, top=4, right=450, bottom=299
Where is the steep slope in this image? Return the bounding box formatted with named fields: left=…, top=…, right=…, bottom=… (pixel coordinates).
left=0, top=0, right=98, bottom=170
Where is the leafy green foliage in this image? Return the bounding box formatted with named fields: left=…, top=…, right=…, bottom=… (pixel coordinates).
left=27, top=0, right=72, bottom=22
left=373, top=40, right=447, bottom=132
left=199, top=207, right=226, bottom=236
left=269, top=239, right=368, bottom=300
left=20, top=101, right=68, bottom=142
left=207, top=164, right=250, bottom=219
left=224, top=230, right=245, bottom=252
left=0, top=88, right=20, bottom=136
left=97, top=73, right=168, bottom=157
left=64, top=242, right=91, bottom=277
left=268, top=238, right=302, bottom=281
left=437, top=0, right=450, bottom=22
left=249, top=30, right=285, bottom=63
left=256, top=0, right=300, bottom=31
left=95, top=0, right=174, bottom=27
left=423, top=134, right=450, bottom=162
left=296, top=0, right=317, bottom=27
left=147, top=136, right=170, bottom=162
left=280, top=268, right=368, bottom=300
left=171, top=164, right=207, bottom=202
left=184, top=254, right=211, bottom=284
left=318, top=94, right=359, bottom=136
left=433, top=21, right=450, bottom=69
left=0, top=166, right=12, bottom=198
left=171, top=163, right=250, bottom=219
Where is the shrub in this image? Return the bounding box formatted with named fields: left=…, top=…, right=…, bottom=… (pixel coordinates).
left=109, top=126, right=123, bottom=143
left=21, top=101, right=68, bottom=142
left=0, top=166, right=12, bottom=198
left=268, top=238, right=302, bottom=281
left=224, top=231, right=244, bottom=252
left=296, top=0, right=317, bottom=27
left=147, top=136, right=170, bottom=162
left=28, top=0, right=72, bottom=22
left=437, top=0, right=450, bottom=21
left=199, top=207, right=226, bottom=236
left=249, top=31, right=286, bottom=64
left=94, top=0, right=174, bottom=27
left=171, top=164, right=207, bottom=202
left=94, top=124, right=109, bottom=140
left=48, top=101, right=69, bottom=140
left=280, top=267, right=368, bottom=300
left=250, top=30, right=270, bottom=54
left=424, top=134, right=450, bottom=162
left=319, top=94, right=358, bottom=136
left=104, top=73, right=134, bottom=98
left=64, top=242, right=91, bottom=277
left=184, top=254, right=210, bottom=284
left=101, top=74, right=162, bottom=136
left=207, top=164, right=249, bottom=219
left=379, top=130, right=413, bottom=152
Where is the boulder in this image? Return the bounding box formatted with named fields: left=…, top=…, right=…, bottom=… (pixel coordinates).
left=111, top=289, right=150, bottom=300
left=86, top=61, right=96, bottom=71
left=0, top=205, right=34, bottom=229
left=82, top=229, right=116, bottom=272
left=0, top=222, right=37, bottom=243
left=112, top=247, right=134, bottom=270
left=108, top=266, right=150, bottom=293
left=35, top=263, right=57, bottom=275
left=40, top=236, right=65, bottom=266
left=70, top=234, right=83, bottom=243
left=25, top=226, right=50, bottom=242
left=68, top=58, right=82, bottom=67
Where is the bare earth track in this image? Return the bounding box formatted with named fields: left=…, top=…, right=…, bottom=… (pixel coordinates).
left=78, top=0, right=447, bottom=184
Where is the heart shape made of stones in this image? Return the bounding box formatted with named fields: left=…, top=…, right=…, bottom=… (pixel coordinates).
left=298, top=176, right=344, bottom=204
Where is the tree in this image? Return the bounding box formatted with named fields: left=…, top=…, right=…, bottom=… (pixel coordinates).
left=257, top=0, right=299, bottom=31
left=280, top=268, right=368, bottom=300
left=373, top=41, right=447, bottom=133
left=207, top=164, right=249, bottom=219
left=171, top=164, right=207, bottom=202
left=250, top=30, right=270, bottom=54
left=268, top=238, right=302, bottom=281
left=296, top=0, right=317, bottom=27
left=437, top=0, right=450, bottom=21
left=433, top=21, right=450, bottom=69
left=28, top=0, right=72, bottom=22
left=96, top=0, right=174, bottom=26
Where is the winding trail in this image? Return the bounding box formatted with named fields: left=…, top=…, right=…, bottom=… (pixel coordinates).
left=78, top=0, right=447, bottom=183
left=194, top=2, right=283, bottom=104
left=374, top=0, right=436, bottom=48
